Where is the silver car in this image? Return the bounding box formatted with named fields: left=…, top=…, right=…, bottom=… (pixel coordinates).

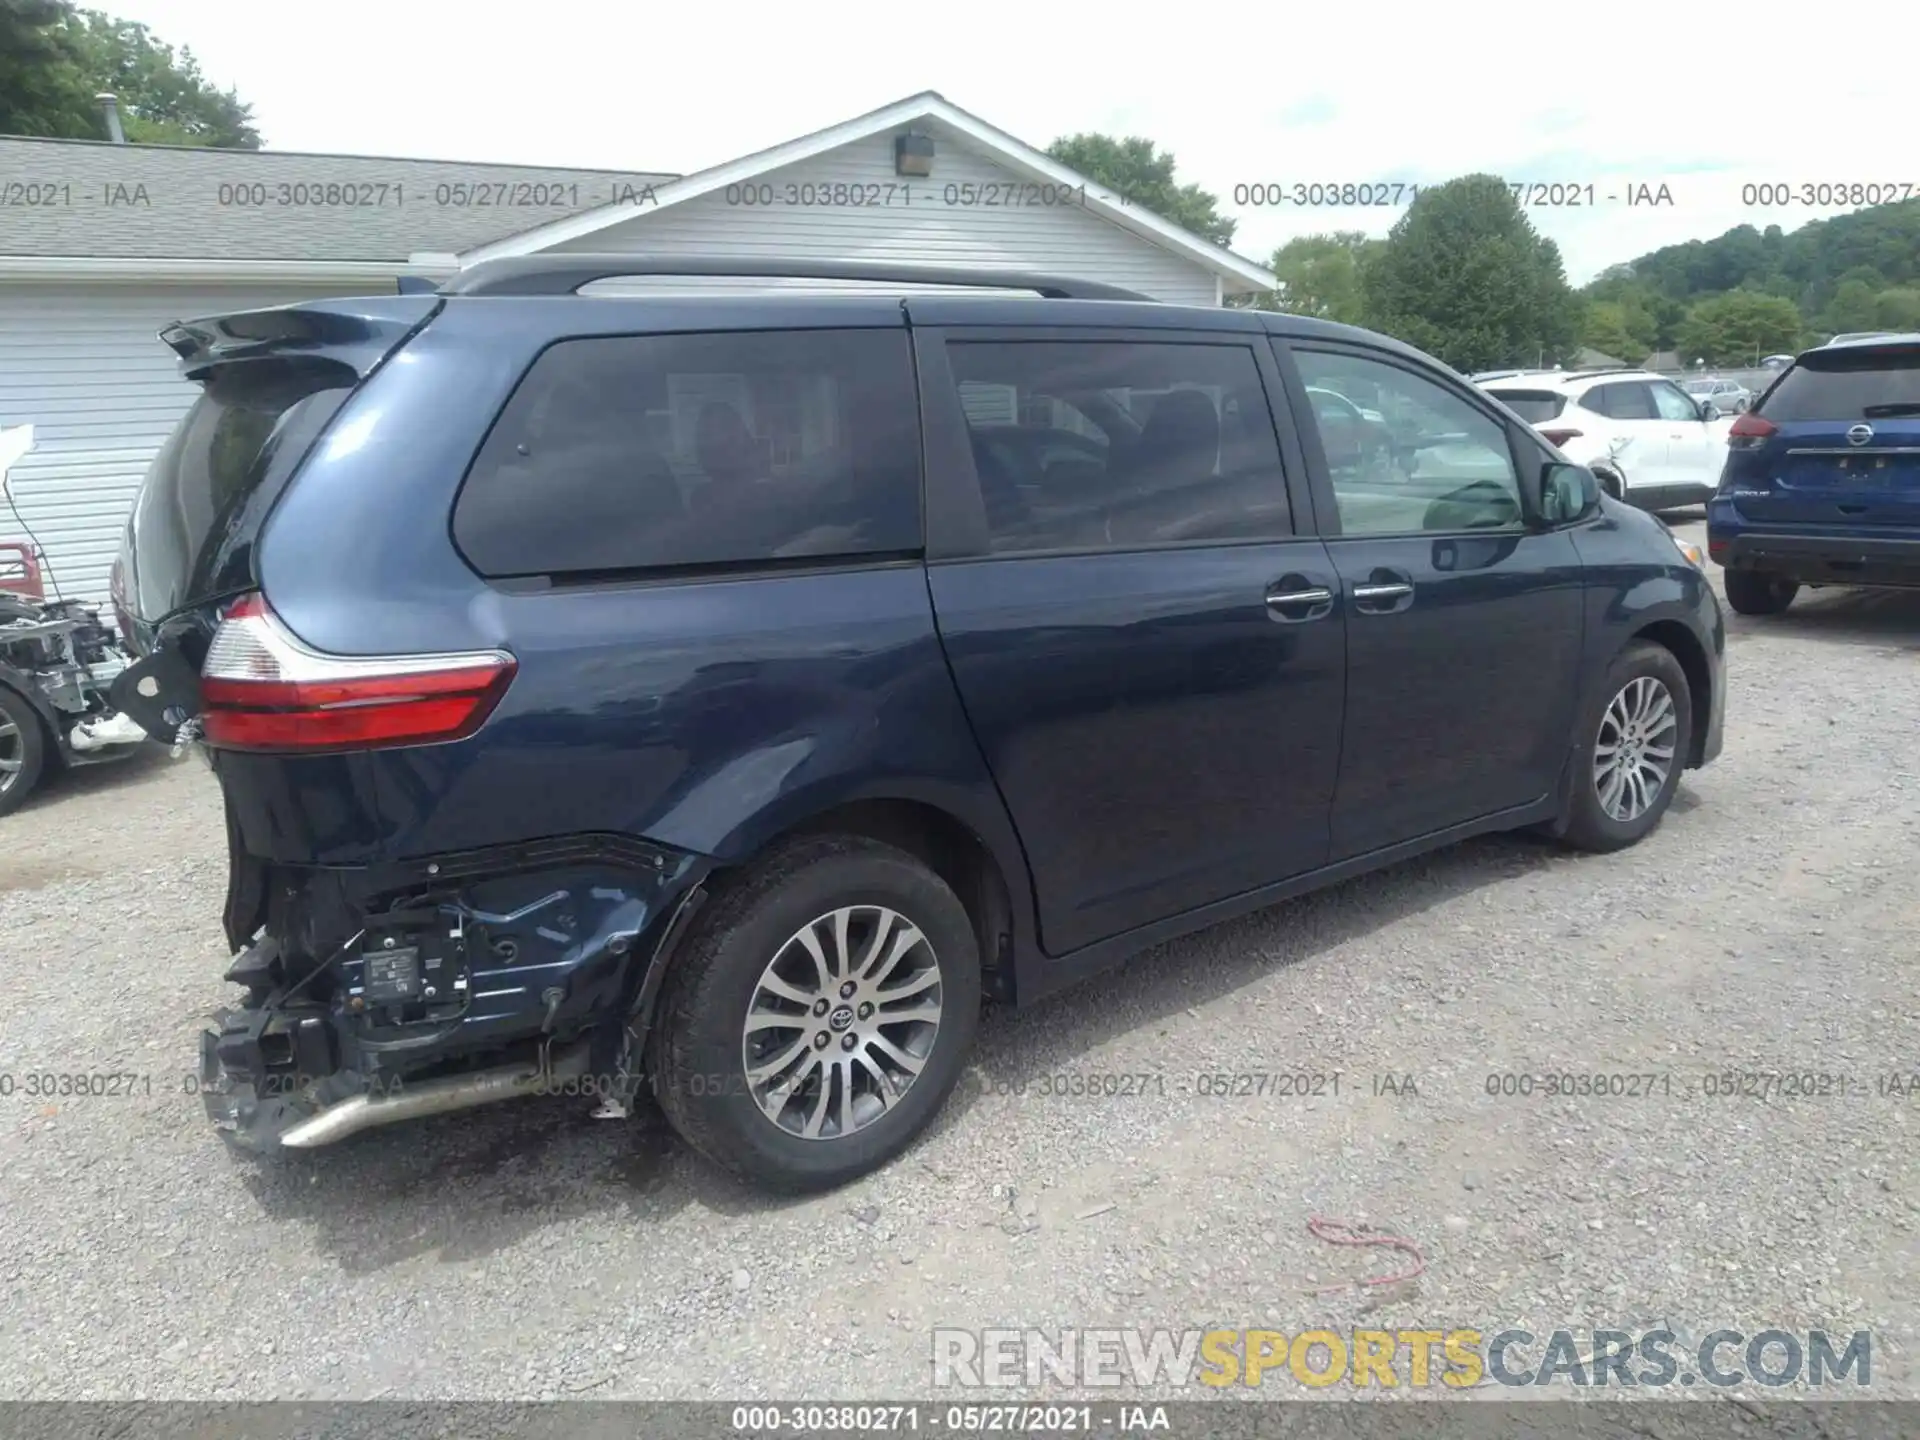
left=1681, top=377, right=1750, bottom=415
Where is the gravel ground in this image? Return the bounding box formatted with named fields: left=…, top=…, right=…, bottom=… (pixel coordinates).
left=3, top=516, right=1918, bottom=1407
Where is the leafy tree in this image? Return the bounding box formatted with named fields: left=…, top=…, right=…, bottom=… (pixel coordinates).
left=1360, top=174, right=1581, bottom=371
left=1257, top=231, right=1381, bottom=322
left=0, top=1, right=259, bottom=147
left=1821, top=278, right=1883, bottom=336
left=1045, top=133, right=1234, bottom=248
left=1579, top=301, right=1641, bottom=363
left=0, top=0, right=98, bottom=137
left=1873, top=288, right=1920, bottom=331
left=59, top=8, right=259, bottom=146
left=1675, top=292, right=1803, bottom=366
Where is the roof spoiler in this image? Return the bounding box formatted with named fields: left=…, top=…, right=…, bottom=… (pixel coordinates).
left=158, top=295, right=443, bottom=380
left=436, top=255, right=1151, bottom=301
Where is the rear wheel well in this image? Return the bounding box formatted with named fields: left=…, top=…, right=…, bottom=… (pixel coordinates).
left=1591, top=463, right=1624, bottom=499
left=1631, top=621, right=1710, bottom=765
left=782, top=799, right=1016, bottom=1002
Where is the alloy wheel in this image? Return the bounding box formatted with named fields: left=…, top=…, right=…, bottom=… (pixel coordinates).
left=0, top=715, right=23, bottom=793
left=1593, top=675, right=1677, bottom=823
left=740, top=905, right=944, bottom=1141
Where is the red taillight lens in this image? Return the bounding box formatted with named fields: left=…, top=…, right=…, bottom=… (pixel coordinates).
left=1726, top=412, right=1778, bottom=449
left=199, top=592, right=516, bottom=752
left=1539, top=427, right=1583, bottom=447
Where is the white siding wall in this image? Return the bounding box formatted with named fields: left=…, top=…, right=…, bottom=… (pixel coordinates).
left=556, top=129, right=1223, bottom=306
left=0, top=282, right=370, bottom=604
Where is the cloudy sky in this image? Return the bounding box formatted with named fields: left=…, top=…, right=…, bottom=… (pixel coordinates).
left=101, top=0, right=1911, bottom=284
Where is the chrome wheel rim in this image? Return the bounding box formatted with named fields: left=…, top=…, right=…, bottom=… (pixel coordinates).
left=0, top=716, right=22, bottom=792
left=741, top=905, right=943, bottom=1141
left=1594, top=676, right=1677, bottom=823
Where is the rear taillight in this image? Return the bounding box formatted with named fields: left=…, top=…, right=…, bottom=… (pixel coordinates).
left=1726, top=412, right=1778, bottom=450
left=1539, top=427, right=1582, bottom=447
left=199, top=593, right=516, bottom=752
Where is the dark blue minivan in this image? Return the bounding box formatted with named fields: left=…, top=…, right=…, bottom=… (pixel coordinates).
left=110, top=258, right=1725, bottom=1192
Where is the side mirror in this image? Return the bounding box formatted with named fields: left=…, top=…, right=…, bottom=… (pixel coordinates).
left=1539, top=461, right=1600, bottom=525
left=1697, top=398, right=1718, bottom=422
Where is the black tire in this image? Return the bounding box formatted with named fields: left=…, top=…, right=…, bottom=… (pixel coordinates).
left=1593, top=467, right=1624, bottom=501
left=649, top=833, right=981, bottom=1194
left=1560, top=641, right=1693, bottom=854
left=0, top=685, right=48, bottom=818
left=1723, top=568, right=1798, bottom=616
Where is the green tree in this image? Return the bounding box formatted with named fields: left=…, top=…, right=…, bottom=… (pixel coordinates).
left=60, top=7, right=259, bottom=146
left=0, top=1, right=259, bottom=146
left=1675, top=292, right=1803, bottom=365
left=1873, top=288, right=1920, bottom=331
left=0, top=0, right=97, bottom=137
left=1360, top=174, right=1581, bottom=371
left=1045, top=133, right=1234, bottom=247
left=1257, top=231, right=1381, bottom=322
left=1579, top=300, right=1640, bottom=362
left=1821, top=278, right=1882, bottom=335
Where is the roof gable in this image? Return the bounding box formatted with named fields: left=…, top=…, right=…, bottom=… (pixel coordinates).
left=461, top=91, right=1277, bottom=294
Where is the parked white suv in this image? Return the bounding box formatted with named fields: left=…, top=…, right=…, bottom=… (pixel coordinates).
left=1477, top=369, right=1726, bottom=512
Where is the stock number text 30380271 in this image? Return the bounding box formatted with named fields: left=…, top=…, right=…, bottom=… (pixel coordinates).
left=721, top=181, right=1090, bottom=209
left=1233, top=181, right=1675, bottom=208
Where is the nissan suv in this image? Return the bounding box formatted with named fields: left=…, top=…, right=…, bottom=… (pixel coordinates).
left=1708, top=333, right=1920, bottom=614
left=109, top=257, right=1726, bottom=1193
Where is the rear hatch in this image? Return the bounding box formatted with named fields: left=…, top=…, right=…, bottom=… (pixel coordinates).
left=110, top=296, right=440, bottom=736
left=1724, top=339, right=1920, bottom=527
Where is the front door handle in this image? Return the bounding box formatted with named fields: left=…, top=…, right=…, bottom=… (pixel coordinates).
left=1352, top=569, right=1416, bottom=614
left=1265, top=576, right=1335, bottom=623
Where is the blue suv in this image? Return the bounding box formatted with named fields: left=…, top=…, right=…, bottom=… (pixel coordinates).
left=110, top=258, right=1725, bottom=1192
left=1708, top=334, right=1920, bottom=614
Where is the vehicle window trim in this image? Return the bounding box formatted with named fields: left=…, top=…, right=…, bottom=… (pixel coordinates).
left=1271, top=338, right=1534, bottom=540
left=915, top=326, right=1303, bottom=563
left=447, top=325, right=926, bottom=582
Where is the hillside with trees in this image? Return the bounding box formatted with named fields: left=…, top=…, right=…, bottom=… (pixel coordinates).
left=1578, top=201, right=1920, bottom=364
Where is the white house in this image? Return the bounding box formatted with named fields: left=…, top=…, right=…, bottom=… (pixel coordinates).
left=0, top=91, right=1276, bottom=604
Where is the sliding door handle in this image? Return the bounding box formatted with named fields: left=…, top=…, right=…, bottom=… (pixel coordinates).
left=1352, top=581, right=1413, bottom=602
left=1265, top=578, right=1335, bottom=623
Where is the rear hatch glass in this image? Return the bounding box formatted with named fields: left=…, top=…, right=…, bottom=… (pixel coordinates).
left=1742, top=345, right=1920, bottom=525
left=124, top=361, right=352, bottom=626
left=1484, top=389, right=1567, bottom=424
left=120, top=295, right=440, bottom=628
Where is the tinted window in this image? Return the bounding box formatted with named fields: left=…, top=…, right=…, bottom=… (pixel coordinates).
left=1651, top=382, right=1702, bottom=421
left=128, top=360, right=349, bottom=622
left=1587, top=382, right=1655, bottom=419
left=1295, top=349, right=1523, bottom=534
left=454, top=329, right=920, bottom=577
left=1761, top=349, right=1920, bottom=420
left=944, top=341, right=1291, bottom=554
left=1485, top=388, right=1567, bottom=424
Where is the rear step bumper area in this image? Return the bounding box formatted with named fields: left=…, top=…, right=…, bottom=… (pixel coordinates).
left=198, top=838, right=709, bottom=1151
left=1714, top=530, right=1920, bottom=588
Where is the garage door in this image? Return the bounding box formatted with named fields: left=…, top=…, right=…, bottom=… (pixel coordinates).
left=0, top=282, right=387, bottom=606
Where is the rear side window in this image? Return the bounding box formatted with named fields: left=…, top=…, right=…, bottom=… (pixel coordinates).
left=943, top=340, right=1291, bottom=554
left=1485, top=389, right=1566, bottom=423
left=1760, top=349, right=1920, bottom=420
left=454, top=329, right=921, bottom=577
left=1585, top=382, right=1655, bottom=419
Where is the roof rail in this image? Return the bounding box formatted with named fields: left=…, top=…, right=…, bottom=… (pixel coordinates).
left=1559, top=367, right=1645, bottom=380
left=437, top=255, right=1153, bottom=301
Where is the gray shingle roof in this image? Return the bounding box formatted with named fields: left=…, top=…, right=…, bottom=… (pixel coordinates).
left=0, top=135, right=676, bottom=261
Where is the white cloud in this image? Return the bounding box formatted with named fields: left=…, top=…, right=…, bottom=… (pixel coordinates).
left=101, top=0, right=1917, bottom=283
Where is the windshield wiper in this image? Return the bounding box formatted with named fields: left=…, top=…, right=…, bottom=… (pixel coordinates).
left=1862, top=403, right=1920, bottom=418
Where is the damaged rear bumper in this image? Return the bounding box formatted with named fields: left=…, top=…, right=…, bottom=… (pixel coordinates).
left=199, top=834, right=709, bottom=1152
